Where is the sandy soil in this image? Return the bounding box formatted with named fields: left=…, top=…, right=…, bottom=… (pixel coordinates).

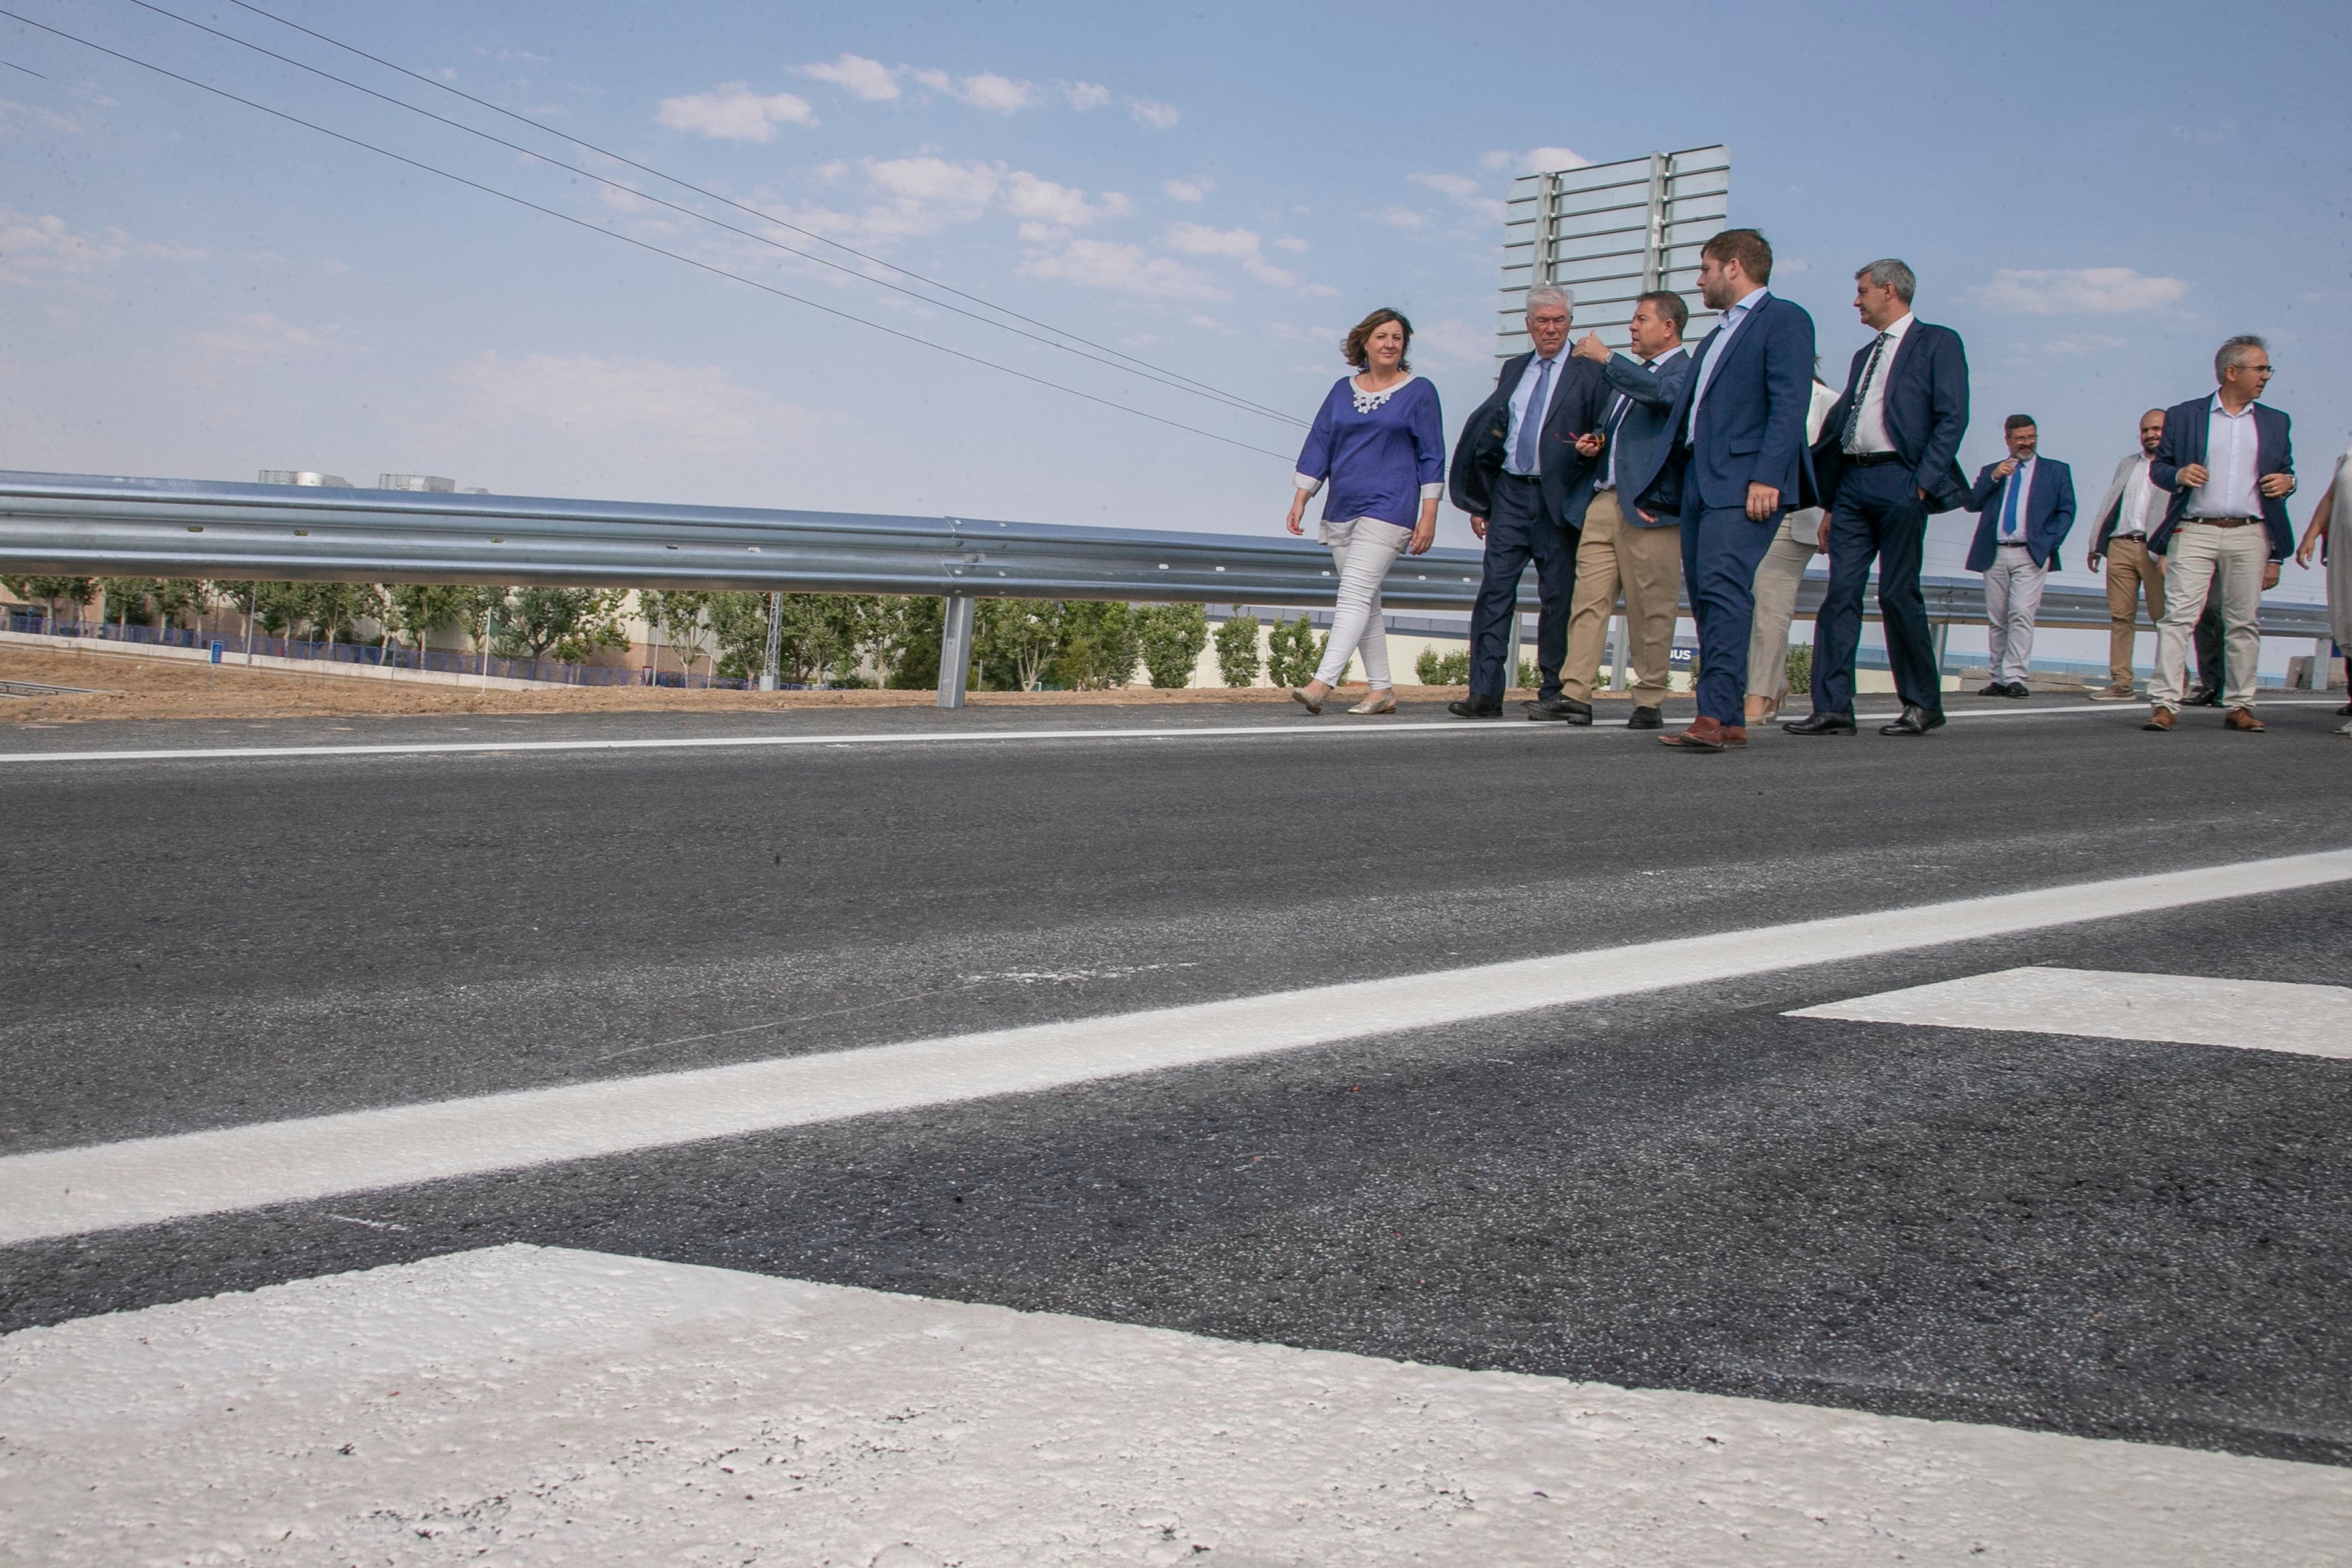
left=0, top=645, right=1498, bottom=724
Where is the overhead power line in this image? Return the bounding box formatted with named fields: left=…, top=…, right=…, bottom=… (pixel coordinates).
left=4, top=9, right=1297, bottom=462
left=122, top=0, right=1302, bottom=428
left=213, top=0, right=1301, bottom=426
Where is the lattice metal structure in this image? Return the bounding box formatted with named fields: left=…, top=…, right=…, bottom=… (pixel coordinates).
left=1497, top=145, right=1730, bottom=358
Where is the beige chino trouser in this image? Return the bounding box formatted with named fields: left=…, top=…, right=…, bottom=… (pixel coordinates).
left=1746, top=523, right=1818, bottom=699
left=2149, top=521, right=2266, bottom=711
left=2102, top=535, right=2165, bottom=689
left=1560, top=490, right=1682, bottom=706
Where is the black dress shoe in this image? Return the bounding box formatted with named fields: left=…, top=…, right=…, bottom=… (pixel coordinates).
left=1524, top=694, right=1593, bottom=724
left=1782, top=710, right=1857, bottom=735
left=1978, top=681, right=2006, bottom=697
left=2005, top=682, right=2030, bottom=699
left=2187, top=684, right=2223, bottom=708
left=1879, top=704, right=1945, bottom=736
left=1447, top=698, right=1503, bottom=719
left=1625, top=705, right=1663, bottom=730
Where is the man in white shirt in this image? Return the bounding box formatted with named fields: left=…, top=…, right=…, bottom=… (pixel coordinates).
left=2145, top=335, right=2297, bottom=732
left=2082, top=409, right=2170, bottom=699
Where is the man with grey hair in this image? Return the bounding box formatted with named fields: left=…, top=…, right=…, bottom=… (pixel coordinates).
left=1786, top=257, right=1971, bottom=737
left=2143, top=335, right=2296, bottom=732
left=1447, top=283, right=1609, bottom=716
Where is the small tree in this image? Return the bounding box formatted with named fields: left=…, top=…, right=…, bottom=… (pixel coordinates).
left=386, top=584, right=470, bottom=661
left=886, top=596, right=945, bottom=689
left=1054, top=601, right=1139, bottom=689
left=642, top=589, right=714, bottom=683
left=1133, top=603, right=1209, bottom=689
left=2, top=575, right=95, bottom=629
left=495, top=586, right=629, bottom=663
left=978, top=599, right=1064, bottom=691
left=1265, top=613, right=1319, bottom=688
left=1214, top=610, right=1262, bottom=687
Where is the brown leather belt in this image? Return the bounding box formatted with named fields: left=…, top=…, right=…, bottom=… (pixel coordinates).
left=2188, top=516, right=2259, bottom=528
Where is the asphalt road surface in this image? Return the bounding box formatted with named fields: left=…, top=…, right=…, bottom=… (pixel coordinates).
left=4, top=693, right=2349, bottom=1564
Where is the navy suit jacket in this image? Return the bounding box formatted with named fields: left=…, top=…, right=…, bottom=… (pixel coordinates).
left=1631, top=292, right=1818, bottom=517
left=1964, top=457, right=2076, bottom=571
left=1564, top=347, right=1691, bottom=528
left=1449, top=350, right=1609, bottom=528
left=1816, top=319, right=1971, bottom=514
left=2149, top=396, right=2295, bottom=559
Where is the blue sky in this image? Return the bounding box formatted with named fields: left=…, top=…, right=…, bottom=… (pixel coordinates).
left=4, top=0, right=2346, bottom=613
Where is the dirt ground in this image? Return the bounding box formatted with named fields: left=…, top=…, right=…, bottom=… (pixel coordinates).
left=0, top=644, right=1504, bottom=724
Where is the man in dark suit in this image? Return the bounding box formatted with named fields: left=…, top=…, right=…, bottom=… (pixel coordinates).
left=1447, top=284, right=1609, bottom=717
left=1962, top=416, right=2076, bottom=697
left=1625, top=229, right=1816, bottom=752
left=1785, top=258, right=1970, bottom=738
left=1547, top=290, right=1694, bottom=728
left=2144, top=334, right=2296, bottom=732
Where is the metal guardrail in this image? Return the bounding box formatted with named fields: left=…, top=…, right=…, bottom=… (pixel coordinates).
left=0, top=469, right=2330, bottom=708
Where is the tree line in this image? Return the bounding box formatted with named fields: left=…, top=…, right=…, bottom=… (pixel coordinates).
left=2, top=573, right=1354, bottom=691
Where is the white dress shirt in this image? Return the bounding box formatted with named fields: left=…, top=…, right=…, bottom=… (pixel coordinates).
left=1843, top=311, right=1914, bottom=454
left=2115, top=454, right=2162, bottom=538
left=2186, top=396, right=2263, bottom=518
left=1504, top=351, right=1568, bottom=477
left=1686, top=285, right=1769, bottom=443
left=1998, top=456, right=2037, bottom=541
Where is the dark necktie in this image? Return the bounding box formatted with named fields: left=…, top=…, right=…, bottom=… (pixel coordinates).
left=1840, top=331, right=1891, bottom=451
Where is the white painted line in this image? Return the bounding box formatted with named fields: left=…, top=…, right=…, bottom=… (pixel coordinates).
left=4, top=850, right=2347, bottom=1246
left=6, top=1245, right=2340, bottom=1565
left=1791, top=965, right=2352, bottom=1060
left=2, top=699, right=2342, bottom=764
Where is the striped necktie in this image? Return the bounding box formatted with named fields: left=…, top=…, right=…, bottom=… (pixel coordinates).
left=1840, top=332, right=1890, bottom=452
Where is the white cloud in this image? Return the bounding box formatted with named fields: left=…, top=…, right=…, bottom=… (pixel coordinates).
left=2043, top=332, right=2130, bottom=356
left=1408, top=171, right=1505, bottom=224
left=0, top=96, right=80, bottom=136
left=0, top=207, right=202, bottom=287
left=189, top=312, right=359, bottom=360
left=1407, top=317, right=1491, bottom=368
left=799, top=54, right=899, bottom=101
left=1165, top=222, right=1302, bottom=288
left=1973, top=267, right=2190, bottom=315
left=655, top=83, right=815, bottom=141
left=1129, top=99, right=1181, bottom=129
left=784, top=158, right=1134, bottom=247
left=1004, top=171, right=1132, bottom=229
left=1161, top=177, right=1214, bottom=203
left=1064, top=81, right=1112, bottom=111
left=1480, top=146, right=1589, bottom=174
left=1365, top=206, right=1426, bottom=230
left=448, top=353, right=819, bottom=460
left=907, top=67, right=1039, bottom=113
left=1020, top=239, right=1227, bottom=301
left=1271, top=236, right=1308, bottom=253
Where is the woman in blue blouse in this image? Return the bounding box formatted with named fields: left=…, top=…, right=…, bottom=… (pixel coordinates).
left=1285, top=307, right=1445, bottom=714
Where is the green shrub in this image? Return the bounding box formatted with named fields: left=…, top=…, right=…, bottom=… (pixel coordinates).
left=1135, top=603, right=1210, bottom=688
left=1265, top=613, right=1319, bottom=688
left=1783, top=643, right=1812, bottom=696
left=1214, top=611, right=1263, bottom=687
left=1415, top=646, right=1471, bottom=685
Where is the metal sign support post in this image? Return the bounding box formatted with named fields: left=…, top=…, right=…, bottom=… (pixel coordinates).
left=936, top=593, right=975, bottom=709
left=759, top=590, right=782, bottom=691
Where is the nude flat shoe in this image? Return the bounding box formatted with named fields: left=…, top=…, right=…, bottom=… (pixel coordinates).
left=1289, top=687, right=1325, bottom=714
left=1346, top=691, right=1396, bottom=715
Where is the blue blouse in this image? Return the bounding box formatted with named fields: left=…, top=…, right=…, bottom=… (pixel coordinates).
left=1295, top=374, right=1446, bottom=529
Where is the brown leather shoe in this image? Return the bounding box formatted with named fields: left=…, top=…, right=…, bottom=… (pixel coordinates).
left=1660, top=717, right=1726, bottom=751
left=2143, top=706, right=2175, bottom=731
left=1722, top=725, right=1749, bottom=748
left=2224, top=707, right=2265, bottom=732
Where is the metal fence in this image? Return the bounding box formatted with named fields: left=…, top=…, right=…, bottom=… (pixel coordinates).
left=1500, top=146, right=1730, bottom=357
left=1, top=468, right=2331, bottom=709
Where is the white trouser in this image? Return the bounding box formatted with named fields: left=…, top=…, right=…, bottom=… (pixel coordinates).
left=1314, top=516, right=1409, bottom=687
left=1746, top=525, right=1818, bottom=698
left=1981, top=547, right=2047, bottom=684
left=2150, top=521, right=2267, bottom=710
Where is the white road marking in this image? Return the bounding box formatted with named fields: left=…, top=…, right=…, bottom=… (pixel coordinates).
left=4, top=1245, right=2340, bottom=1566
left=3, top=850, right=2347, bottom=1246
left=1791, top=966, right=2352, bottom=1060
left=1, top=699, right=2341, bottom=764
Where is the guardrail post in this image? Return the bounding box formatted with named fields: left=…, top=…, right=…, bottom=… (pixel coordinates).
left=936, top=593, right=975, bottom=709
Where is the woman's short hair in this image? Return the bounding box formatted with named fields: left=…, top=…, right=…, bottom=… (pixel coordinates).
left=1344, top=307, right=1413, bottom=370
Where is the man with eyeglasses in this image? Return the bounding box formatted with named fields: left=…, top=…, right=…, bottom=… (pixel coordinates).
left=2143, top=335, right=2296, bottom=732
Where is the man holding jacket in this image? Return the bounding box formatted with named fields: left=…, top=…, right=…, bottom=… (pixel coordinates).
left=1963, top=416, right=2076, bottom=697
left=1446, top=284, right=1609, bottom=717
left=1786, top=258, right=1970, bottom=738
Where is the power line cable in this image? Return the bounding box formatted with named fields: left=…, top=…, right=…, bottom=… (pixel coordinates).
left=119, top=0, right=1302, bottom=428
left=1, top=55, right=45, bottom=75
left=2, top=8, right=1295, bottom=462
left=215, top=0, right=1302, bottom=425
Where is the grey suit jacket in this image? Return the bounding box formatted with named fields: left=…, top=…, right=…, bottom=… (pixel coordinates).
left=1564, top=347, right=1690, bottom=528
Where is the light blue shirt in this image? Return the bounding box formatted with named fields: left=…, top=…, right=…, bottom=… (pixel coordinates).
left=1685, top=286, right=1769, bottom=443
left=1504, top=351, right=1568, bottom=477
